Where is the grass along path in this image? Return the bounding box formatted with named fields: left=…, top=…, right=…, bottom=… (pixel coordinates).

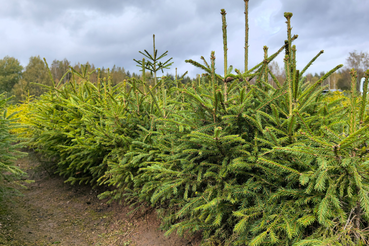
left=0, top=150, right=200, bottom=246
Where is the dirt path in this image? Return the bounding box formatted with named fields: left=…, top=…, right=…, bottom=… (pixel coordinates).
left=0, top=150, right=200, bottom=246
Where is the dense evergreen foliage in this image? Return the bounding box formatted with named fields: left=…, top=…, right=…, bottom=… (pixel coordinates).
left=0, top=94, right=26, bottom=202
left=11, top=9, right=369, bottom=246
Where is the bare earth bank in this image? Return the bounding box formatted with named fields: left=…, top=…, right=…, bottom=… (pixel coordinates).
left=0, top=150, right=201, bottom=246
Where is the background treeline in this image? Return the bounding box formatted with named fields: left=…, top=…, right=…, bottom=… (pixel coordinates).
left=0, top=50, right=368, bottom=104
left=0, top=56, right=192, bottom=104
left=268, top=50, right=369, bottom=91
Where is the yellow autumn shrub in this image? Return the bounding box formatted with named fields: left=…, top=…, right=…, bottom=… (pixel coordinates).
left=6, top=95, right=35, bottom=138
left=322, top=91, right=350, bottom=107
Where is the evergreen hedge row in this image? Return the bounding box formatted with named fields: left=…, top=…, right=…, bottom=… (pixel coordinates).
left=26, top=11, right=369, bottom=245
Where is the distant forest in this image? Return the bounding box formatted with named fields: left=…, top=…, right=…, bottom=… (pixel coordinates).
left=0, top=56, right=193, bottom=104
left=0, top=50, right=368, bottom=103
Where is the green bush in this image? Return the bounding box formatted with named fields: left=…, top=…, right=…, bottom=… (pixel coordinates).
left=0, top=94, right=26, bottom=202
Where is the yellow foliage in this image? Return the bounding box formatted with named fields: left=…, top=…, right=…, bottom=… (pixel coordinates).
left=323, top=91, right=349, bottom=107
left=323, top=91, right=369, bottom=118
left=6, top=95, right=35, bottom=138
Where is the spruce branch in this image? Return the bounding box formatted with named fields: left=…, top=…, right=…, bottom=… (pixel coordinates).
left=298, top=64, right=343, bottom=109
left=284, top=12, right=293, bottom=64
left=244, top=0, right=249, bottom=73
left=268, top=69, right=281, bottom=89
left=349, top=68, right=358, bottom=134
left=185, top=59, right=211, bottom=74
left=257, top=157, right=300, bottom=174
left=221, top=9, right=228, bottom=78
left=300, top=50, right=324, bottom=77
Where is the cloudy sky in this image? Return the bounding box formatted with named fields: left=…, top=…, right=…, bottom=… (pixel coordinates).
left=0, top=0, right=368, bottom=78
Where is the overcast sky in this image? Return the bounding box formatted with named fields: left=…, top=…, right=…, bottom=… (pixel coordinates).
left=0, top=0, right=368, bottom=78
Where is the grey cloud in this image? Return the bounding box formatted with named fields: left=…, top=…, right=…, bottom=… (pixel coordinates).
left=271, top=0, right=369, bottom=70
left=0, top=0, right=368, bottom=78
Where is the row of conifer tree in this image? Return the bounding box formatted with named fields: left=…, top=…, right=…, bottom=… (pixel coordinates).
left=2, top=2, right=369, bottom=244
left=20, top=9, right=369, bottom=245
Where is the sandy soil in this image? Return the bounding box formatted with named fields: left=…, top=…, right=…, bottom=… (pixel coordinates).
left=0, top=150, right=201, bottom=246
